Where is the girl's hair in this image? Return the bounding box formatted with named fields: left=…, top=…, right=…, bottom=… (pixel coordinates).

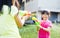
left=41, top=10, right=50, bottom=15
left=41, top=10, right=50, bottom=20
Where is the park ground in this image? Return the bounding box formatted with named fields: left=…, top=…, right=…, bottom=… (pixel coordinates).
left=0, top=14, right=60, bottom=38
left=19, top=24, right=60, bottom=38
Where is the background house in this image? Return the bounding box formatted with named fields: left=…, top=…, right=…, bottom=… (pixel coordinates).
left=0, top=0, right=60, bottom=23
left=24, top=0, right=60, bottom=23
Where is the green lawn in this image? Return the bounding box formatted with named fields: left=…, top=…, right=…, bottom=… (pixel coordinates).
left=19, top=25, right=38, bottom=38
left=0, top=15, right=60, bottom=38
left=51, top=24, right=60, bottom=38
left=19, top=24, right=60, bottom=38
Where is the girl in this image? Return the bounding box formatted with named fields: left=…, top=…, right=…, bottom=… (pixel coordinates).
left=0, top=5, right=21, bottom=38
left=38, top=10, right=52, bottom=38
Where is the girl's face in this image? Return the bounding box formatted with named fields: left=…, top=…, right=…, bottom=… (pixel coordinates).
left=42, top=13, right=49, bottom=20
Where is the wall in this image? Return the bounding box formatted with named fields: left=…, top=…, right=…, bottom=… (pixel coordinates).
left=38, top=0, right=60, bottom=12
left=25, top=0, right=38, bottom=12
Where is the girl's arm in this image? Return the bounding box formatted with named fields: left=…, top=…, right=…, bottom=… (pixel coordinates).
left=15, top=0, right=20, bottom=10
left=14, top=13, right=29, bottom=28
left=14, top=13, right=23, bottom=28
left=12, top=0, right=20, bottom=9
left=40, top=25, right=52, bottom=32
left=12, top=0, right=15, bottom=6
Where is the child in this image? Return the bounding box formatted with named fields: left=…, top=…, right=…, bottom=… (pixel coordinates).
left=0, top=5, right=21, bottom=38
left=14, top=10, right=31, bottom=28
left=38, top=10, right=52, bottom=38
left=11, top=6, right=31, bottom=28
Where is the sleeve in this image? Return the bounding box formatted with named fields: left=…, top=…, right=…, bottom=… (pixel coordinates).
left=11, top=5, right=18, bottom=16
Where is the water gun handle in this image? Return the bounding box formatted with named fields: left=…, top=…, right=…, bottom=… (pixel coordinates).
left=32, top=17, right=40, bottom=26
left=35, top=21, right=40, bottom=31
left=35, top=20, right=40, bottom=25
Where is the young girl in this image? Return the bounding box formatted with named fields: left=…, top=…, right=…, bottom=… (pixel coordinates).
left=38, top=10, right=52, bottom=38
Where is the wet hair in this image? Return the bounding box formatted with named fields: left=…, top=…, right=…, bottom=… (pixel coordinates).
left=41, top=10, right=50, bottom=15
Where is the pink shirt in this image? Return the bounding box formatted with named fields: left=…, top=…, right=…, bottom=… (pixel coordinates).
left=38, top=20, right=52, bottom=38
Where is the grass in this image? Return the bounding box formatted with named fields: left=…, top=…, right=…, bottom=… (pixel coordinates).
left=51, top=24, right=60, bottom=38
left=19, top=24, right=60, bottom=38
left=0, top=15, right=60, bottom=38
left=19, top=25, right=38, bottom=38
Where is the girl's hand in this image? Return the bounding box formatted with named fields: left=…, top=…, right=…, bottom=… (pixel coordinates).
left=40, top=25, right=43, bottom=28
left=40, top=25, right=51, bottom=32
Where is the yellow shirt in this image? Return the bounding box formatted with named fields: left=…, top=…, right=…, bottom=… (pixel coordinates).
left=0, top=15, right=21, bottom=38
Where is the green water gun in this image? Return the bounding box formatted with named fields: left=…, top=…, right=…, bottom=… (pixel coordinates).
left=32, top=17, right=40, bottom=31
left=32, top=17, right=40, bottom=27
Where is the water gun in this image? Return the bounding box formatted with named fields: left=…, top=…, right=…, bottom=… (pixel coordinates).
left=19, top=10, right=26, bottom=16
left=32, top=17, right=40, bottom=27
left=19, top=10, right=35, bottom=17
left=19, top=11, right=29, bottom=16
